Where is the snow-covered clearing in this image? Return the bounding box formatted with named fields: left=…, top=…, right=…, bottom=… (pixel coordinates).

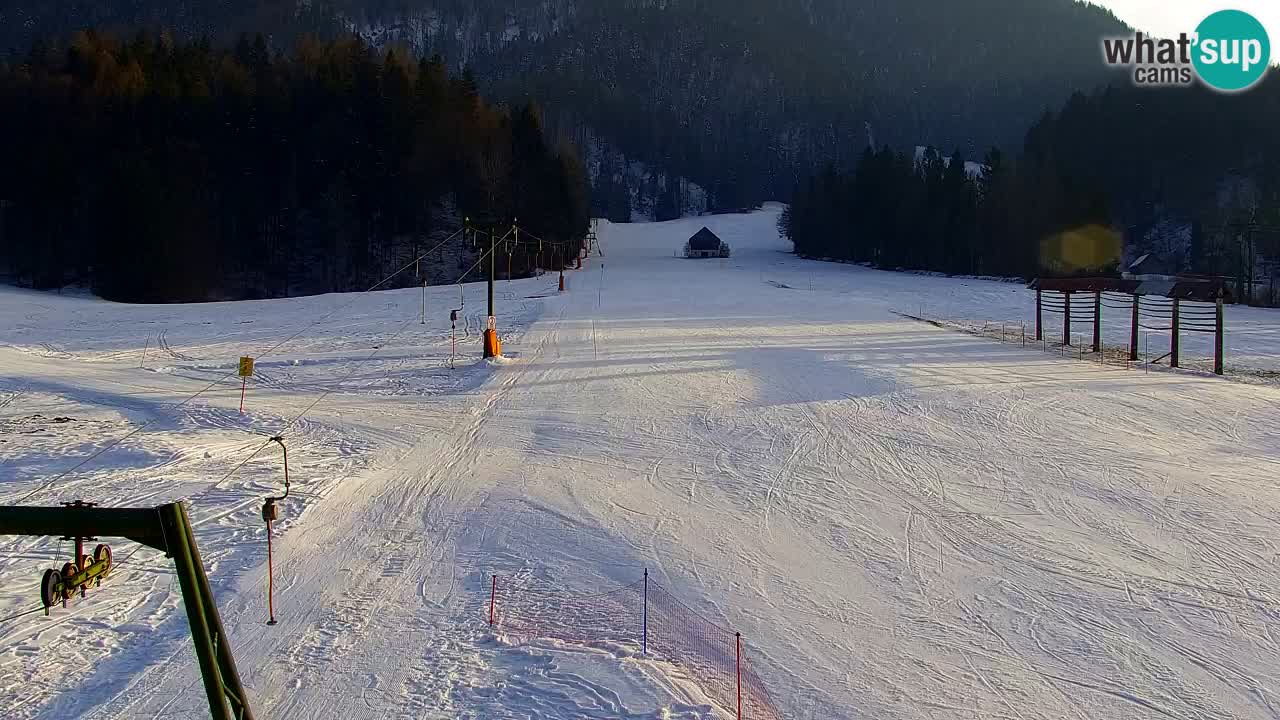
left=3, top=204, right=1280, bottom=719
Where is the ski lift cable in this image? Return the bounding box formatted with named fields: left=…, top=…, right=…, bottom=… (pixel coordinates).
left=11, top=228, right=466, bottom=505
left=2, top=225, right=518, bottom=629
left=210, top=232, right=514, bottom=493
left=0, top=604, right=45, bottom=626
left=210, top=313, right=426, bottom=491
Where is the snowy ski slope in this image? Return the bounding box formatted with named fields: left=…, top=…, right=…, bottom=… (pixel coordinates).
left=3, top=205, right=1280, bottom=718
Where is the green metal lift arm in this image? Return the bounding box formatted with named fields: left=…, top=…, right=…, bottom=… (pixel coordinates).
left=0, top=502, right=255, bottom=720
left=0, top=505, right=167, bottom=552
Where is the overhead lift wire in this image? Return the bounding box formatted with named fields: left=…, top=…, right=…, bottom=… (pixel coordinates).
left=0, top=604, right=46, bottom=626
left=209, top=234, right=512, bottom=492
left=12, top=228, right=468, bottom=505
left=24, top=227, right=528, bottom=503
left=91, top=238, right=517, bottom=600
left=3, top=227, right=541, bottom=632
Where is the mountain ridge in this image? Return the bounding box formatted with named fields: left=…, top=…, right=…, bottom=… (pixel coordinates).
left=0, top=0, right=1133, bottom=207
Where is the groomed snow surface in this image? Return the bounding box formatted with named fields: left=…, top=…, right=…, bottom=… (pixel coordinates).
left=3, top=204, right=1280, bottom=719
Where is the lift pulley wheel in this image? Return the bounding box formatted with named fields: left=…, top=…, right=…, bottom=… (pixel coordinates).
left=39, top=544, right=114, bottom=610
left=93, top=544, right=111, bottom=581
left=40, top=568, right=61, bottom=608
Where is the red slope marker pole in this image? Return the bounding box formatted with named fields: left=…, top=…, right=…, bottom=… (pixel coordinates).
left=266, top=516, right=276, bottom=625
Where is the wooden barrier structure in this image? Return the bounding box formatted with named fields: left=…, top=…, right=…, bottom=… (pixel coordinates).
left=1031, top=277, right=1230, bottom=375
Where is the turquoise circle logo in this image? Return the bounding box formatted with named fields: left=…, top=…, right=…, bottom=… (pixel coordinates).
left=1192, top=10, right=1271, bottom=92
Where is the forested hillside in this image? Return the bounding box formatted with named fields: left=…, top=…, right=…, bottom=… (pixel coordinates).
left=0, top=0, right=1132, bottom=210
left=783, top=76, right=1280, bottom=285
left=0, top=31, right=589, bottom=301
left=473, top=0, right=1130, bottom=208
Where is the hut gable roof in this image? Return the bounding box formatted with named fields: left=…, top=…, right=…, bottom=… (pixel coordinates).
left=689, top=227, right=722, bottom=251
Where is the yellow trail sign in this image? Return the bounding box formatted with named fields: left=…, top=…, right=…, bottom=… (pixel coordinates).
left=238, top=357, right=255, bottom=377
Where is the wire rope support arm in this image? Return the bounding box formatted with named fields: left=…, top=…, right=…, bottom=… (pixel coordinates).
left=265, top=436, right=290, bottom=504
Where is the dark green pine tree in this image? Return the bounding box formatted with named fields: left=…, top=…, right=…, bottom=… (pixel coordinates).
left=851, top=146, right=878, bottom=263
left=941, top=149, right=974, bottom=274
left=607, top=177, right=632, bottom=223
left=0, top=32, right=596, bottom=301
left=510, top=102, right=554, bottom=234
left=552, top=142, right=591, bottom=248
left=655, top=179, right=683, bottom=222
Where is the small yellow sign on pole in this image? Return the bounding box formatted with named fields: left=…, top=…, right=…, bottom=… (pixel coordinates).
left=238, top=356, right=254, bottom=414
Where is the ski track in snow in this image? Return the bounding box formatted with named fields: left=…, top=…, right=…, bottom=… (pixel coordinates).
left=2, top=205, right=1280, bottom=718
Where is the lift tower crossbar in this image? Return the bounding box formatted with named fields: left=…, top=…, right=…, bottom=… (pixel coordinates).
left=0, top=502, right=254, bottom=720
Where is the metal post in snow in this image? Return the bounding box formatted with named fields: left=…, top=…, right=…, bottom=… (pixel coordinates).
left=265, top=516, right=276, bottom=625
left=421, top=281, right=426, bottom=325
left=1062, top=291, right=1072, bottom=346
left=642, top=569, right=648, bottom=655
left=1171, top=297, right=1181, bottom=368
left=488, top=229, right=496, bottom=321
left=1035, top=288, right=1042, bottom=341
left=1093, top=291, right=1102, bottom=354
left=484, top=227, right=501, bottom=359
left=1130, top=294, right=1140, bottom=362
left=1215, top=292, right=1225, bottom=375
left=736, top=632, right=742, bottom=720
